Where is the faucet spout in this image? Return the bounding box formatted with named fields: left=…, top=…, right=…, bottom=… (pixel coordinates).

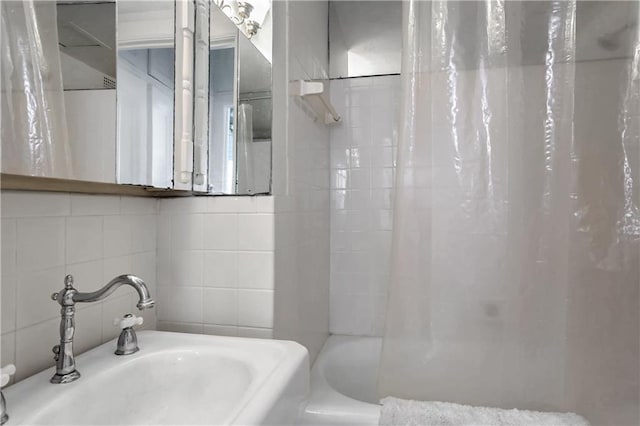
left=50, top=274, right=154, bottom=384
left=73, top=274, right=155, bottom=310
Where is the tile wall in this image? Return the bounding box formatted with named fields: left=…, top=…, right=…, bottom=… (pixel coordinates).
left=272, top=0, right=331, bottom=363
left=156, top=196, right=275, bottom=339
left=1, top=191, right=158, bottom=382
left=328, top=75, right=401, bottom=336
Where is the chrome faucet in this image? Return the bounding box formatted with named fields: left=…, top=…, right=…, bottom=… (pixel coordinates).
left=50, top=274, right=155, bottom=384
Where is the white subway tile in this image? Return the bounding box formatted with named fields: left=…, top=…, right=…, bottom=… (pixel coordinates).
left=203, top=251, right=237, bottom=287
left=159, top=197, right=207, bottom=214
left=170, top=250, right=204, bottom=287
left=256, top=196, right=274, bottom=213
left=171, top=214, right=204, bottom=250
left=371, top=167, right=394, bottom=189
left=70, top=194, right=120, bottom=216
left=238, top=215, right=273, bottom=251
left=203, top=288, right=238, bottom=326
left=16, top=266, right=66, bottom=328
left=66, top=216, right=103, bottom=264
left=120, top=197, right=157, bottom=215
left=157, top=321, right=203, bottom=334
left=130, top=215, right=157, bottom=253
left=237, top=252, right=274, bottom=289
left=16, top=217, right=65, bottom=271
left=103, top=215, right=132, bottom=257
left=2, top=192, right=70, bottom=218
left=236, top=327, right=273, bottom=339
left=2, top=219, right=17, bottom=279
left=157, top=286, right=202, bottom=323
left=1, top=273, right=16, bottom=334
left=156, top=248, right=172, bottom=287
left=350, top=190, right=372, bottom=211
left=15, top=317, right=58, bottom=381
left=156, top=212, right=171, bottom=250
left=207, top=197, right=257, bottom=213
left=238, top=289, right=273, bottom=328
left=349, top=127, right=372, bottom=148
left=331, top=169, right=349, bottom=190
left=350, top=147, right=372, bottom=169
left=202, top=324, right=237, bottom=337
left=66, top=260, right=103, bottom=291
left=331, top=148, right=350, bottom=169
left=203, top=214, right=238, bottom=250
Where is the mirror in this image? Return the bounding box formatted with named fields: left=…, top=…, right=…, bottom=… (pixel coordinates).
left=236, top=35, right=272, bottom=194
left=117, top=1, right=176, bottom=188
left=329, top=1, right=401, bottom=78
left=2, top=1, right=193, bottom=191
left=196, top=1, right=272, bottom=195
left=57, top=1, right=117, bottom=183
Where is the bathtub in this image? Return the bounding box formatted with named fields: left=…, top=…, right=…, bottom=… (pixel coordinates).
left=300, top=335, right=382, bottom=425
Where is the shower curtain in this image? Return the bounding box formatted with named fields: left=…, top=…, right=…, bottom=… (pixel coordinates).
left=379, top=1, right=640, bottom=424
left=1, top=0, right=71, bottom=178
left=237, top=102, right=255, bottom=194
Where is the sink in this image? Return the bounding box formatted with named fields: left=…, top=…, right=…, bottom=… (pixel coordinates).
left=3, top=331, right=309, bottom=425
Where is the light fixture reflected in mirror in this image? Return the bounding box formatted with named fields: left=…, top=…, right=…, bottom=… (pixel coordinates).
left=213, top=0, right=269, bottom=39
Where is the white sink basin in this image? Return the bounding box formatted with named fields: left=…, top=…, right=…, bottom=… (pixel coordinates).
left=4, top=331, right=309, bottom=425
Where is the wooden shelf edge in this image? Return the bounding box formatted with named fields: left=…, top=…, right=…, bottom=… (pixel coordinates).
left=0, top=174, right=193, bottom=198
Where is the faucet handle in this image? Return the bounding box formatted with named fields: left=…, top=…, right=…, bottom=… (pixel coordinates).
left=113, top=314, right=143, bottom=330
left=0, top=365, right=15, bottom=387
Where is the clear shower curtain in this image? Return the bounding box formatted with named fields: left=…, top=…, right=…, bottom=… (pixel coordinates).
left=1, top=0, right=71, bottom=178
left=237, top=102, right=255, bottom=194
left=379, top=1, right=639, bottom=424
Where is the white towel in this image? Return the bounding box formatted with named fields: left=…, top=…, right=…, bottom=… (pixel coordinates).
left=379, top=397, right=590, bottom=426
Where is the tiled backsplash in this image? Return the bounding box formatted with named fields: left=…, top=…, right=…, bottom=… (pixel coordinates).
left=156, top=196, right=275, bottom=339
left=329, top=75, right=400, bottom=336
left=1, top=191, right=158, bottom=382
left=270, top=0, right=330, bottom=364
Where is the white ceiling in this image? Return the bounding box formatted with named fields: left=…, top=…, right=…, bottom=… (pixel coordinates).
left=56, top=2, right=116, bottom=77
left=330, top=1, right=639, bottom=78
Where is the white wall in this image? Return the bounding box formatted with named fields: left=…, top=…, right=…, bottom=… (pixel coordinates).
left=272, top=0, right=331, bottom=363
left=155, top=196, right=275, bottom=338
left=1, top=191, right=158, bottom=382
left=64, top=90, right=117, bottom=183
left=328, top=75, right=400, bottom=336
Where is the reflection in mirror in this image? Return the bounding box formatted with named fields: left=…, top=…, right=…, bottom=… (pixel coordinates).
left=206, top=2, right=272, bottom=195
left=57, top=1, right=117, bottom=183
left=236, top=34, right=271, bottom=195
left=193, top=0, right=211, bottom=192
left=329, top=1, right=401, bottom=78
left=212, top=0, right=272, bottom=61
left=208, top=5, right=237, bottom=193
left=117, top=1, right=175, bottom=188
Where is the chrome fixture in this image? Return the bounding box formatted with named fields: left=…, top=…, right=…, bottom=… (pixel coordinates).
left=50, top=274, right=154, bottom=384
left=0, top=365, right=15, bottom=426
left=245, top=19, right=260, bottom=38
left=215, top=0, right=267, bottom=38
left=237, top=1, right=253, bottom=22
left=114, top=314, right=144, bottom=355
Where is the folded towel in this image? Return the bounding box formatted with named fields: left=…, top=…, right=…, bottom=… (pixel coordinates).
left=379, top=397, right=590, bottom=426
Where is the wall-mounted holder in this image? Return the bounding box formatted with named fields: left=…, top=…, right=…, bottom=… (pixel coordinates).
left=290, top=80, right=342, bottom=125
